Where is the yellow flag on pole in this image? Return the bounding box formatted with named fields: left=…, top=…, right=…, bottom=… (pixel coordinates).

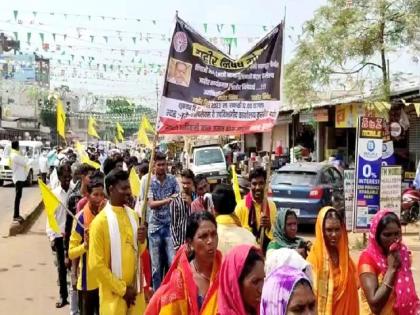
left=414, top=103, right=420, bottom=117
left=116, top=122, right=124, bottom=141
left=38, top=178, right=61, bottom=233
left=74, top=141, right=101, bottom=169
left=141, top=115, right=155, bottom=133
left=129, top=167, right=141, bottom=198
left=56, top=99, right=66, bottom=139
left=231, top=165, right=242, bottom=204
left=88, top=117, right=100, bottom=138
left=137, top=126, right=151, bottom=147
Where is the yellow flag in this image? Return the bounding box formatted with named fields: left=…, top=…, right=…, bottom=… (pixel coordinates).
left=56, top=99, right=66, bottom=139
left=75, top=141, right=101, bottom=169
left=38, top=179, right=61, bottom=233
left=129, top=167, right=141, bottom=197
left=88, top=117, right=100, bottom=138
left=231, top=165, right=242, bottom=204
left=414, top=103, right=420, bottom=117
left=137, top=126, right=151, bottom=147
left=141, top=115, right=155, bottom=133
left=116, top=122, right=124, bottom=141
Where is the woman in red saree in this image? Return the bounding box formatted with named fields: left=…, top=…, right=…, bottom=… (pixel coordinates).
left=359, top=210, right=420, bottom=314
left=145, top=211, right=222, bottom=315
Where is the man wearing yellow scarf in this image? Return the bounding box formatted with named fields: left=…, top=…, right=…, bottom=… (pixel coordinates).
left=89, top=169, right=146, bottom=314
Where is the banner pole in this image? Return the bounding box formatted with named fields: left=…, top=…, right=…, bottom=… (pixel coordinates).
left=259, top=127, right=274, bottom=248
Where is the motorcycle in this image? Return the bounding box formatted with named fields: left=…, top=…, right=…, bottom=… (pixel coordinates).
left=401, top=187, right=420, bottom=223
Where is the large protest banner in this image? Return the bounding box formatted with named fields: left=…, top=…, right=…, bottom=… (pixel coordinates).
left=158, top=17, right=283, bottom=135
left=353, top=116, right=384, bottom=232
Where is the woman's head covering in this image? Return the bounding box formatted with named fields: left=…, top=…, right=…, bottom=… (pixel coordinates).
left=307, top=206, right=359, bottom=314
left=363, top=209, right=419, bottom=314
left=217, top=245, right=261, bottom=315
left=265, top=248, right=313, bottom=283
left=272, top=209, right=305, bottom=249
left=260, top=266, right=312, bottom=315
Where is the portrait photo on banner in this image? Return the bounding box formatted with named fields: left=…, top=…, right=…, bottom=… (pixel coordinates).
left=166, top=57, right=192, bottom=87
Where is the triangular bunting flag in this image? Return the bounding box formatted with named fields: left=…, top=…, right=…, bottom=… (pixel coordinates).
left=13, top=10, right=18, bottom=21
left=217, top=24, right=224, bottom=33
left=231, top=24, right=236, bottom=34
left=52, top=33, right=56, bottom=42
left=203, top=23, right=208, bottom=33
left=40, top=33, right=44, bottom=43
left=27, top=32, right=31, bottom=44
left=90, top=35, right=94, bottom=43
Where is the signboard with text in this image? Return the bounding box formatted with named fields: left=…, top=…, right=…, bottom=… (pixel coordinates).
left=380, top=166, right=402, bottom=216
left=354, top=116, right=383, bottom=232
left=344, top=169, right=355, bottom=231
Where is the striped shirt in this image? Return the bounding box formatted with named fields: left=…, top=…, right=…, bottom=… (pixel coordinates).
left=170, top=196, right=191, bottom=250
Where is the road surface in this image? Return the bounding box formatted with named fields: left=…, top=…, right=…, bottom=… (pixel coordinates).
left=0, top=183, right=40, bottom=236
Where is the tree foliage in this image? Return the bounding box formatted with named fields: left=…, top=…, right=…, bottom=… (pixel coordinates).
left=285, top=0, right=420, bottom=106
left=106, top=98, right=135, bottom=115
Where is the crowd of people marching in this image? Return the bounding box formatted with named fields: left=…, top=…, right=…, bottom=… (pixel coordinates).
left=13, top=139, right=419, bottom=315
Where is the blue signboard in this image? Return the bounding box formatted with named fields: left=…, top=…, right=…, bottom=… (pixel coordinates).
left=0, top=53, right=36, bottom=82
left=354, top=117, right=383, bottom=231
left=382, top=140, right=396, bottom=166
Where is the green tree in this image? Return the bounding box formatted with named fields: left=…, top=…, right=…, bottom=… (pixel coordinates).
left=285, top=0, right=420, bottom=106
left=106, top=98, right=135, bottom=115
left=39, top=96, right=57, bottom=130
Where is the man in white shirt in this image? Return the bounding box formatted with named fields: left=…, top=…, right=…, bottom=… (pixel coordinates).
left=39, top=149, right=49, bottom=183
left=46, top=163, right=72, bottom=309
left=10, top=141, right=28, bottom=222
left=212, top=184, right=257, bottom=255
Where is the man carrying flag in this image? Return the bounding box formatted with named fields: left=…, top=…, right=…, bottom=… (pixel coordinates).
left=89, top=169, right=147, bottom=314
left=234, top=167, right=276, bottom=253
left=45, top=163, right=73, bottom=308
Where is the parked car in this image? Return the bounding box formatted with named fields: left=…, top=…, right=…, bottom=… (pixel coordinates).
left=187, top=145, right=228, bottom=187
left=0, top=141, right=43, bottom=186
left=270, top=162, right=344, bottom=224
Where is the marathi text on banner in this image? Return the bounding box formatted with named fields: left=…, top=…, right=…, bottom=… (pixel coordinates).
left=158, top=17, right=283, bottom=135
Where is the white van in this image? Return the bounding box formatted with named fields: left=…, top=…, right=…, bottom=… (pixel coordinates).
left=188, top=145, right=228, bottom=186
left=0, top=140, right=43, bottom=186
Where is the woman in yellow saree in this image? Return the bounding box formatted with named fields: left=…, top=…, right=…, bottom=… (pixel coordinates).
left=307, top=207, right=359, bottom=315
left=145, top=211, right=222, bottom=315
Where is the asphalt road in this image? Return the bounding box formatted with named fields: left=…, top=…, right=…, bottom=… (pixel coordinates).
left=0, top=183, right=40, bottom=235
